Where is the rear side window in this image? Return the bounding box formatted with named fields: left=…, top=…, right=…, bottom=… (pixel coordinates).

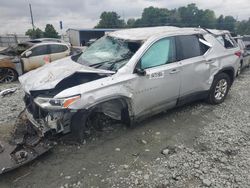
left=30, top=45, right=49, bottom=56
left=140, top=37, right=176, bottom=69
left=176, top=35, right=202, bottom=60
left=50, top=44, right=68, bottom=53
left=216, top=34, right=237, bottom=49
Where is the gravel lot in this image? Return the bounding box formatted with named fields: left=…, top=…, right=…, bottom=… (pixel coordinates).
left=0, top=68, right=249, bottom=188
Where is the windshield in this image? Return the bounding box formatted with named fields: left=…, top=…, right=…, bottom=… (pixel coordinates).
left=75, top=36, right=141, bottom=71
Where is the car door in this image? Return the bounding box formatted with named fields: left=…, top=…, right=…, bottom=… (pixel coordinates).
left=49, top=44, right=70, bottom=62
left=176, top=35, right=211, bottom=97
left=22, top=44, right=50, bottom=72
left=131, top=37, right=181, bottom=117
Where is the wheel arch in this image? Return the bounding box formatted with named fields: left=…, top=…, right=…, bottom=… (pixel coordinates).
left=215, top=66, right=235, bottom=85
left=85, top=96, right=134, bottom=125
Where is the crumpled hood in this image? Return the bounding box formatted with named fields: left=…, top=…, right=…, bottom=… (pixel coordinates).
left=19, top=56, right=114, bottom=93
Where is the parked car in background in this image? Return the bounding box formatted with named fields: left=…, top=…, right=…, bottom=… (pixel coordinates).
left=21, top=42, right=70, bottom=72
left=19, top=26, right=241, bottom=141
left=233, top=36, right=250, bottom=75
left=243, top=35, right=250, bottom=47
left=0, top=42, right=70, bottom=83
left=28, top=38, right=71, bottom=46
left=0, top=42, right=35, bottom=83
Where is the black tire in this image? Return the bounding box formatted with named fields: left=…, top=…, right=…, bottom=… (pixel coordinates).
left=70, top=110, right=90, bottom=143
left=236, top=62, right=242, bottom=77
left=207, top=73, right=231, bottom=104
left=0, top=68, right=18, bottom=83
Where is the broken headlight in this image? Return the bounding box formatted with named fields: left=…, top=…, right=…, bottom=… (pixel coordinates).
left=34, top=95, right=81, bottom=110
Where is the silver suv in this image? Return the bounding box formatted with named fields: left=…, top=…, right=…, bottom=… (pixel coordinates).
left=19, top=26, right=240, bottom=140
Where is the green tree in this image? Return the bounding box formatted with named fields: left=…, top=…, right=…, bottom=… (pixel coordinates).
left=43, top=24, right=59, bottom=38
left=132, top=7, right=181, bottom=27
left=223, top=16, right=236, bottom=32
left=178, top=3, right=200, bottom=27
left=236, top=19, right=250, bottom=35
left=126, top=18, right=136, bottom=28
left=198, top=9, right=216, bottom=28
left=95, top=11, right=125, bottom=28
left=25, top=28, right=43, bottom=39
left=140, top=7, right=170, bottom=26
left=216, top=15, right=225, bottom=29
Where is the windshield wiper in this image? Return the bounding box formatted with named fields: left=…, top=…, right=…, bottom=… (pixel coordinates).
left=89, top=57, right=130, bottom=69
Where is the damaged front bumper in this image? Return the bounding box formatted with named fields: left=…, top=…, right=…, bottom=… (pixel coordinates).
left=24, top=93, right=75, bottom=136
left=0, top=110, right=54, bottom=174
left=0, top=139, right=52, bottom=174
left=25, top=109, right=73, bottom=136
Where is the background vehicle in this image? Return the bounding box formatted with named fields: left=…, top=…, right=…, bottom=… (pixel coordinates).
left=19, top=27, right=240, bottom=141
left=233, top=36, right=250, bottom=75
left=21, top=42, right=70, bottom=72
left=243, top=35, right=250, bottom=47
left=0, top=42, right=34, bottom=82
left=0, top=42, right=71, bottom=82
left=28, top=38, right=71, bottom=47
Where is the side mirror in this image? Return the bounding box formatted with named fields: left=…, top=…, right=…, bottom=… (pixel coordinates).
left=135, top=60, right=146, bottom=76
left=25, top=51, right=32, bottom=57
left=135, top=67, right=146, bottom=76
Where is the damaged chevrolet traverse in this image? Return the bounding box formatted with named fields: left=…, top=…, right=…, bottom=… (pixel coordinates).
left=19, top=26, right=240, bottom=142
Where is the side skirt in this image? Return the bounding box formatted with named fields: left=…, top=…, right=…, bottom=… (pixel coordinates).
left=176, top=91, right=209, bottom=107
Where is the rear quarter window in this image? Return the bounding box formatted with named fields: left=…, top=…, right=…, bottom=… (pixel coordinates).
left=50, top=44, right=68, bottom=53
left=216, top=34, right=237, bottom=49
left=176, top=35, right=210, bottom=60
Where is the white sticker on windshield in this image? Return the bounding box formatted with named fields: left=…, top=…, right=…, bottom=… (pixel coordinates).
left=149, top=71, right=164, bottom=79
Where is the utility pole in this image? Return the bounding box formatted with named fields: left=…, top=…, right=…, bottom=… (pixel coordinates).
left=29, top=3, right=35, bottom=31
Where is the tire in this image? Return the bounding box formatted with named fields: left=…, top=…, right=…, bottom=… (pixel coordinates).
left=207, top=73, right=231, bottom=104
left=0, top=68, right=18, bottom=83
left=236, top=62, right=242, bottom=77
left=70, top=110, right=91, bottom=143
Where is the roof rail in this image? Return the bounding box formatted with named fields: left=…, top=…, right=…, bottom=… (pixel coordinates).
left=201, top=28, right=217, bottom=36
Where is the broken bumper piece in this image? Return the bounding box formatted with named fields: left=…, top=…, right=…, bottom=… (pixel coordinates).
left=25, top=109, right=72, bottom=136
left=0, top=139, right=53, bottom=174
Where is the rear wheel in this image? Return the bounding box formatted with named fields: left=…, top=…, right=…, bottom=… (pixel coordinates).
left=236, top=62, right=242, bottom=77
left=0, top=68, right=18, bottom=83
left=207, top=73, right=231, bottom=104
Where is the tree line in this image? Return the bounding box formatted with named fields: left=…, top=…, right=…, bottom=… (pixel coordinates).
left=26, top=24, right=59, bottom=39
left=95, top=3, right=250, bottom=35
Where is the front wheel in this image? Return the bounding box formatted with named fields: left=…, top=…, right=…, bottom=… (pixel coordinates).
left=70, top=110, right=91, bottom=143
left=0, top=68, right=18, bottom=83
left=207, top=73, right=231, bottom=104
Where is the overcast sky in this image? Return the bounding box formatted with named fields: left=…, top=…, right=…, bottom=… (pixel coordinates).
left=0, top=0, right=249, bottom=34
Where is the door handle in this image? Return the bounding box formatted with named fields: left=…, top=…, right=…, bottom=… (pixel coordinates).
left=170, top=69, right=180, bottom=74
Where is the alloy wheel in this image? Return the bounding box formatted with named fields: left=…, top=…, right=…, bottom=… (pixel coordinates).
left=214, top=79, right=228, bottom=100
left=0, top=68, right=16, bottom=83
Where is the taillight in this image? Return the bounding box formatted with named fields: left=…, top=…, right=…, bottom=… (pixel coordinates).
left=235, top=51, right=242, bottom=57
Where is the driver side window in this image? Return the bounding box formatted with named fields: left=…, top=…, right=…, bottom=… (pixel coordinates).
left=141, top=37, right=176, bottom=69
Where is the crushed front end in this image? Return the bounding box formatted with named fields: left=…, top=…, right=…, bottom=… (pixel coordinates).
left=23, top=93, right=76, bottom=136
left=0, top=110, right=53, bottom=174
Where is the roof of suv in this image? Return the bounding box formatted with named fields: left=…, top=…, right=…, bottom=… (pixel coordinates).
left=107, top=26, right=230, bottom=41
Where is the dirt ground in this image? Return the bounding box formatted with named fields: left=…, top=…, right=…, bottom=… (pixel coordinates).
left=0, top=68, right=249, bottom=188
